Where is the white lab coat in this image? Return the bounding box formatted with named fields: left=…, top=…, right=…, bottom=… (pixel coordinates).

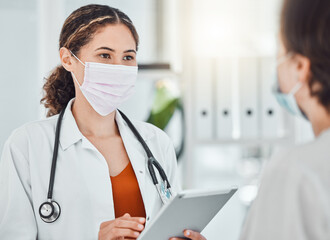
left=0, top=98, right=181, bottom=240
left=240, top=128, right=330, bottom=240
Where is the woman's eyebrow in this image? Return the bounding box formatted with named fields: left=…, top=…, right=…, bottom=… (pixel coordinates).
left=95, top=47, right=136, bottom=54
left=124, top=49, right=136, bottom=54
left=95, top=46, right=115, bottom=52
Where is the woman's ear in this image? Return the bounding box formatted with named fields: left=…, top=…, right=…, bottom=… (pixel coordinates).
left=60, top=47, right=74, bottom=72
left=295, top=54, right=311, bottom=84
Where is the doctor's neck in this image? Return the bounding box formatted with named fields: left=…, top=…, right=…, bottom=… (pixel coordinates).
left=71, top=96, right=120, bottom=138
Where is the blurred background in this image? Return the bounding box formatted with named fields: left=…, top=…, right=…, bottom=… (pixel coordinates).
left=0, top=0, right=315, bottom=239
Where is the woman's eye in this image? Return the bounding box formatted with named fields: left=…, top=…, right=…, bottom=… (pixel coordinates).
left=100, top=53, right=110, bottom=59
left=123, top=55, right=134, bottom=61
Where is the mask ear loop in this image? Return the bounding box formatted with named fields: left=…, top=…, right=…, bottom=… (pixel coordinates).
left=69, top=50, right=85, bottom=87
left=71, top=71, right=82, bottom=88
left=277, top=52, right=294, bottom=67
left=277, top=52, right=302, bottom=96
left=70, top=50, right=85, bottom=66
left=290, top=82, right=302, bottom=96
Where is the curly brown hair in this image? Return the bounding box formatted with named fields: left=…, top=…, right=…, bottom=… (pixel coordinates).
left=281, top=0, right=330, bottom=112
left=40, top=4, right=139, bottom=117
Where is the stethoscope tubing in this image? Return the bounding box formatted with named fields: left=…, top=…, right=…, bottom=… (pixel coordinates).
left=40, top=105, right=172, bottom=223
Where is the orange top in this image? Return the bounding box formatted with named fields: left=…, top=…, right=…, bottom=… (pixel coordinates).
left=110, top=161, right=146, bottom=219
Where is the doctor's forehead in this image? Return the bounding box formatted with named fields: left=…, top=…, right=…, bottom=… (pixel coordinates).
left=84, top=24, right=137, bottom=53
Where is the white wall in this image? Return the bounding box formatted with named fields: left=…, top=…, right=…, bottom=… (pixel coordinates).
left=0, top=2, right=39, bottom=151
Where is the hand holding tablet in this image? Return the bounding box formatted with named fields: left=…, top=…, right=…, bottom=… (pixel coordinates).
left=137, top=187, right=237, bottom=240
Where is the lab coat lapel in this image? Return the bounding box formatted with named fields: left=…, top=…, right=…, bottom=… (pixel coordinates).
left=115, top=111, right=154, bottom=225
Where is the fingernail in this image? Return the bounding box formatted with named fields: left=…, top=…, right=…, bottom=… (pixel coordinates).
left=134, top=231, right=140, bottom=236
left=139, top=218, right=145, bottom=223
left=185, top=230, right=190, bottom=236
left=138, top=224, right=144, bottom=230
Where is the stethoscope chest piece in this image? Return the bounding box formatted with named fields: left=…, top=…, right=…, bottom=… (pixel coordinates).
left=157, top=181, right=172, bottom=204
left=39, top=200, right=61, bottom=223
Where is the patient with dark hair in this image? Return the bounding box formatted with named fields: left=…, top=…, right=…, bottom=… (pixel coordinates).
left=240, top=0, right=330, bottom=239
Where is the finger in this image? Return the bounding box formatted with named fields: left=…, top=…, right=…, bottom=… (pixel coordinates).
left=184, top=230, right=206, bottom=240
left=102, top=220, right=143, bottom=237
left=120, top=213, right=131, bottom=219
left=120, top=213, right=146, bottom=224
left=114, top=219, right=145, bottom=232
left=109, top=227, right=141, bottom=239
left=99, top=214, right=132, bottom=229
left=103, top=221, right=140, bottom=237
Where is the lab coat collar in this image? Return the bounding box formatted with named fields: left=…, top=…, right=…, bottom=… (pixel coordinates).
left=59, top=98, right=155, bottom=150
left=60, top=98, right=83, bottom=150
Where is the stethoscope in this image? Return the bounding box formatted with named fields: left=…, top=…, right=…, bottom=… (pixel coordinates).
left=39, top=105, right=173, bottom=223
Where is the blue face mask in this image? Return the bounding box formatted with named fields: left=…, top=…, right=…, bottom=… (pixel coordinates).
left=272, top=81, right=308, bottom=120
left=272, top=53, right=308, bottom=121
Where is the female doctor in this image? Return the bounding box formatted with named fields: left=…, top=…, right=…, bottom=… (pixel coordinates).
left=0, top=4, right=206, bottom=240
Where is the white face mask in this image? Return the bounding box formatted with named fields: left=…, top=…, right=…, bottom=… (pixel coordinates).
left=70, top=51, right=138, bottom=116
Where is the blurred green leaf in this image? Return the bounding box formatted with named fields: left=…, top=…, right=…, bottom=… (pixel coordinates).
left=146, top=82, right=179, bottom=130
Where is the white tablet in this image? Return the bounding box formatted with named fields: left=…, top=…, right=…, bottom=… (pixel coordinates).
left=137, top=187, right=237, bottom=240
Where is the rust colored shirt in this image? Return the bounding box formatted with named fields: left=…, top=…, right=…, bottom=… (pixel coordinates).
left=110, top=161, right=146, bottom=219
